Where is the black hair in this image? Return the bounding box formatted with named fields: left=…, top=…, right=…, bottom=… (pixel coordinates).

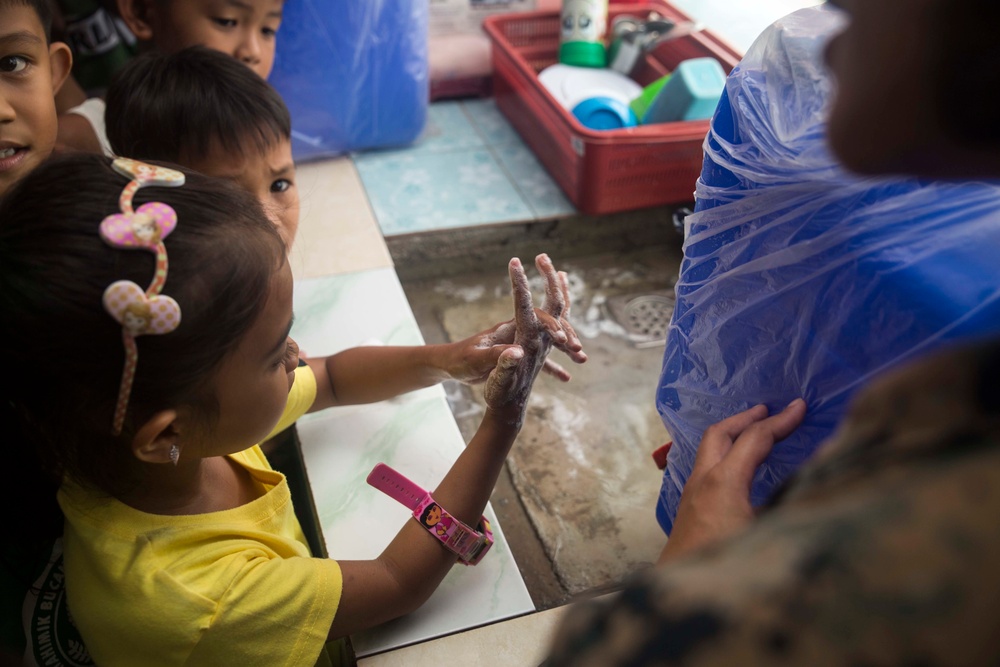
left=419, top=503, right=441, bottom=527
left=0, top=0, right=53, bottom=42
left=935, top=0, right=1000, bottom=148
left=105, top=46, right=292, bottom=163
left=0, top=152, right=284, bottom=547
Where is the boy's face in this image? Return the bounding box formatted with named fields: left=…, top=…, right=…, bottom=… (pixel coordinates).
left=185, top=136, right=299, bottom=248
left=0, top=4, right=71, bottom=196
left=122, top=0, right=282, bottom=79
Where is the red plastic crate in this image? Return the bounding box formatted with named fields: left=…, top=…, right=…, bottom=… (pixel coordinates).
left=483, top=3, right=742, bottom=215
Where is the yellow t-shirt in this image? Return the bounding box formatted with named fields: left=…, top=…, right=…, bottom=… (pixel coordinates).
left=58, top=366, right=343, bottom=667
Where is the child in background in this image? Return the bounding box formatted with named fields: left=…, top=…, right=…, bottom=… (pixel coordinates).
left=105, top=46, right=588, bottom=390
left=0, top=153, right=576, bottom=666
left=115, top=0, right=281, bottom=79
left=107, top=47, right=299, bottom=245
left=0, top=0, right=72, bottom=197
left=57, top=0, right=283, bottom=153
left=1, top=4, right=75, bottom=660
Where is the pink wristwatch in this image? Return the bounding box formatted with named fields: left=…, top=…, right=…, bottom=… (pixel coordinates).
left=366, top=463, right=494, bottom=566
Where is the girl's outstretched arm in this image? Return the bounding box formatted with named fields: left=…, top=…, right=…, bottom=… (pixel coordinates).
left=327, top=255, right=567, bottom=639
left=304, top=259, right=584, bottom=411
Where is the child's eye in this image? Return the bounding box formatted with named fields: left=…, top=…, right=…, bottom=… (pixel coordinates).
left=262, top=26, right=278, bottom=39
left=0, top=55, right=28, bottom=74
left=271, top=178, right=292, bottom=193
left=212, top=17, right=237, bottom=28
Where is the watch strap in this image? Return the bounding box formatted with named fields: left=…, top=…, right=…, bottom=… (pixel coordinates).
left=412, top=495, right=494, bottom=566
left=366, top=462, right=426, bottom=510
left=366, top=463, right=494, bottom=566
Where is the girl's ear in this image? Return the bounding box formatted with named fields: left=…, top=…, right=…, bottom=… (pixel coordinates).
left=48, top=42, right=73, bottom=95
left=116, top=0, right=156, bottom=41
left=131, top=409, right=181, bottom=464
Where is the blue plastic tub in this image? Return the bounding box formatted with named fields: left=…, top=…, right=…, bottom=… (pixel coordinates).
left=269, top=1, right=429, bottom=160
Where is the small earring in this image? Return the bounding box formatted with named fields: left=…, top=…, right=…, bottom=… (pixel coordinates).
left=169, top=444, right=180, bottom=466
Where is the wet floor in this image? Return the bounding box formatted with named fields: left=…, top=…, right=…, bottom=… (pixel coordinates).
left=396, top=213, right=686, bottom=609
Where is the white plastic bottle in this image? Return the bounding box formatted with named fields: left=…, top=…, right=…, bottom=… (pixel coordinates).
left=558, top=0, right=609, bottom=68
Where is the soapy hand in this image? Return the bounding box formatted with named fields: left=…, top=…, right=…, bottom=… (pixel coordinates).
left=484, top=254, right=575, bottom=426
left=446, top=262, right=586, bottom=385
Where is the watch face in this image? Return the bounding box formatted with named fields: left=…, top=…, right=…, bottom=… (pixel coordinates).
left=420, top=503, right=443, bottom=527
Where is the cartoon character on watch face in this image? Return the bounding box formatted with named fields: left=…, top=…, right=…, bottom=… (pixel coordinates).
left=419, top=503, right=451, bottom=537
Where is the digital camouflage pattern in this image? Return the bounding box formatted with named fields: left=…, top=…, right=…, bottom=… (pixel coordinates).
left=546, top=340, right=1000, bottom=665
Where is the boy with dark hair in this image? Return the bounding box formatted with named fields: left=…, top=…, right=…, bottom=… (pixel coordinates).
left=58, top=0, right=283, bottom=155
left=0, top=0, right=72, bottom=197
left=106, top=45, right=298, bottom=245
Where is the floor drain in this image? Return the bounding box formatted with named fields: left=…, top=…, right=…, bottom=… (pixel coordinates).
left=605, top=292, right=675, bottom=348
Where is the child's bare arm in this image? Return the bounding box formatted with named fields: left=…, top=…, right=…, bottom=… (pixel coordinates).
left=326, top=255, right=566, bottom=639
left=304, top=259, right=584, bottom=412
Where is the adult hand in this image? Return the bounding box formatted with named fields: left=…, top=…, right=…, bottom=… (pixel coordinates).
left=659, top=399, right=807, bottom=563
left=484, top=254, right=571, bottom=426
left=446, top=259, right=586, bottom=385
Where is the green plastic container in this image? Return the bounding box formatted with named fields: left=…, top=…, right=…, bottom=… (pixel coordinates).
left=630, top=74, right=672, bottom=122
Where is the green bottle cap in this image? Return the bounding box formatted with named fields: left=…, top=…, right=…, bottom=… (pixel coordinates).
left=559, top=41, right=608, bottom=69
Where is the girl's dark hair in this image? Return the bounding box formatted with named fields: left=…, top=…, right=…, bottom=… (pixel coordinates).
left=419, top=504, right=440, bottom=527
left=105, top=46, right=292, bottom=163
left=0, top=153, right=284, bottom=545
left=1, top=0, right=52, bottom=41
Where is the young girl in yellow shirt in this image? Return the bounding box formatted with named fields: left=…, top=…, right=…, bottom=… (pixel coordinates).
left=0, top=153, right=577, bottom=666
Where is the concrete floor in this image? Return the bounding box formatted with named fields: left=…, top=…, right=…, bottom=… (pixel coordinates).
left=395, top=209, right=686, bottom=609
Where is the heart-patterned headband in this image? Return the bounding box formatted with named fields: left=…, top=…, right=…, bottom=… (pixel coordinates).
left=99, top=157, right=185, bottom=435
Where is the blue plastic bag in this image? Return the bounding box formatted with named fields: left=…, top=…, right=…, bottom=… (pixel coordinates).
left=656, top=6, right=1000, bottom=533
left=269, top=0, right=429, bottom=161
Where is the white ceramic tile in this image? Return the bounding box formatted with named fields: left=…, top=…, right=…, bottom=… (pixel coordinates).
left=358, top=605, right=570, bottom=667
left=357, top=594, right=619, bottom=667
left=289, top=157, right=393, bottom=280
left=291, top=269, right=534, bottom=657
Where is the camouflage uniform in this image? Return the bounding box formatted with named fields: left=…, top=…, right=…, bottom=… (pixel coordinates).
left=547, top=341, right=1000, bottom=665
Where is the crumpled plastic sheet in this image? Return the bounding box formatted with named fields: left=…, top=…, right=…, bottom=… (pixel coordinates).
left=655, top=6, right=1000, bottom=533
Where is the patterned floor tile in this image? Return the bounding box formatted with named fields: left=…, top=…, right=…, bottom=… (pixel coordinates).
left=354, top=148, right=534, bottom=234
left=462, top=98, right=524, bottom=146
left=405, top=99, right=484, bottom=154
left=491, top=141, right=577, bottom=220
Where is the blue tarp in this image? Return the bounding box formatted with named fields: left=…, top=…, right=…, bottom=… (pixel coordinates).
left=656, top=6, right=1000, bottom=533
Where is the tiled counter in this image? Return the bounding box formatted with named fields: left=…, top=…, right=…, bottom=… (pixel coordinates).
left=290, top=268, right=534, bottom=658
